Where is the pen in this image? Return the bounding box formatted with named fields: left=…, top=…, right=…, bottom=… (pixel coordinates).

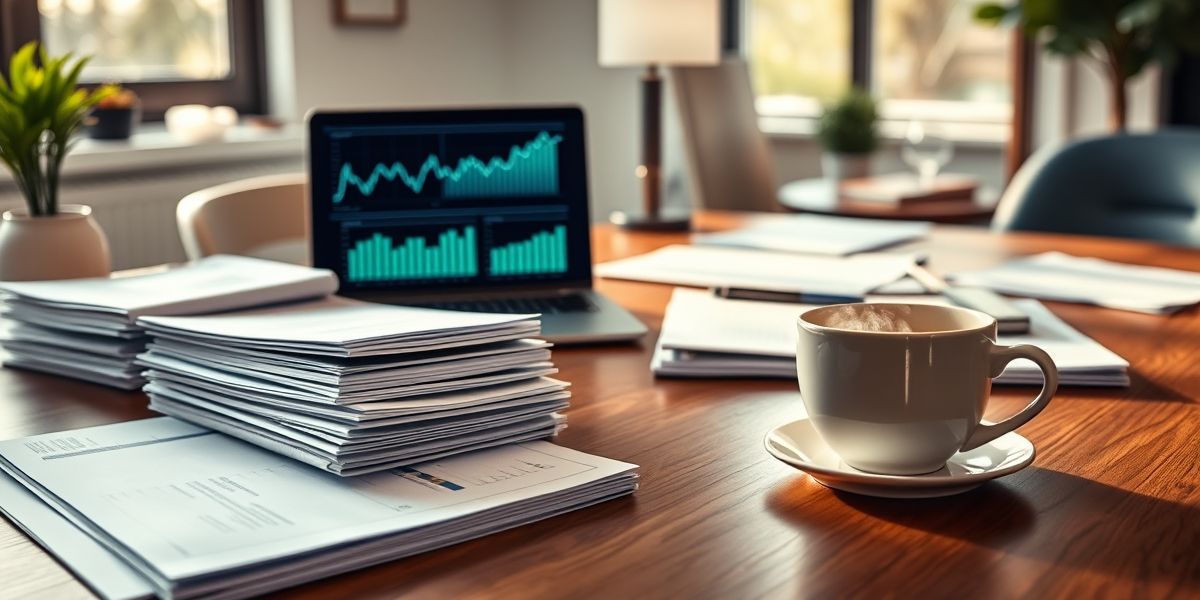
left=713, top=287, right=863, bottom=305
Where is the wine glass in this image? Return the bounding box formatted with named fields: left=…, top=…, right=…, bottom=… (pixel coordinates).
left=901, top=121, right=954, bottom=190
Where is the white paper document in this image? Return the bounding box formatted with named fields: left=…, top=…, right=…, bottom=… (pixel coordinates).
left=0, top=256, right=340, bottom=389
left=595, top=245, right=914, bottom=297
left=138, top=296, right=539, bottom=357
left=134, top=298, right=560, bottom=475
left=693, top=214, right=931, bottom=256
left=0, top=418, right=637, bottom=599
left=0, top=473, right=153, bottom=600
left=951, top=251, right=1200, bottom=314
left=0, top=255, right=338, bottom=321
left=653, top=289, right=1128, bottom=386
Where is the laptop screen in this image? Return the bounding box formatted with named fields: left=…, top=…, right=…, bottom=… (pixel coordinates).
left=308, top=107, right=592, bottom=298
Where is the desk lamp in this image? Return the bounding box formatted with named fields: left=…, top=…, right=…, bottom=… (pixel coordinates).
left=598, top=0, right=720, bottom=230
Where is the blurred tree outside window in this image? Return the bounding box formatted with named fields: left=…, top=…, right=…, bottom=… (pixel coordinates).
left=745, top=0, right=1011, bottom=137
left=37, top=0, right=232, bottom=83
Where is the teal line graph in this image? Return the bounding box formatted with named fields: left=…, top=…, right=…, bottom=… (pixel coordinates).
left=346, top=227, right=478, bottom=281
left=489, top=225, right=568, bottom=276
left=332, top=131, right=562, bottom=202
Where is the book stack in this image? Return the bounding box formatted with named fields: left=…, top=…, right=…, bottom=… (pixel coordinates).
left=652, top=289, right=1129, bottom=387
left=0, top=256, right=338, bottom=389
left=840, top=173, right=979, bottom=206
left=137, top=297, right=571, bottom=475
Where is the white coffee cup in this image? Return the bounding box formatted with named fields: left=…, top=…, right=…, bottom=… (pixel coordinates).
left=796, top=303, right=1058, bottom=475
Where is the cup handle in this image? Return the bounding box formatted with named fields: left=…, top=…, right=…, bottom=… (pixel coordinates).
left=960, top=343, right=1059, bottom=452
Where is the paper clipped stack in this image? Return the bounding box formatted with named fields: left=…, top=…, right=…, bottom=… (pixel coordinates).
left=137, top=297, right=571, bottom=476
left=0, top=256, right=338, bottom=389
left=652, top=289, right=1129, bottom=386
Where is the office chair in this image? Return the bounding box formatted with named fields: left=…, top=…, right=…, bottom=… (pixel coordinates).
left=671, top=58, right=783, bottom=212
left=993, top=129, right=1200, bottom=247
left=177, top=173, right=310, bottom=264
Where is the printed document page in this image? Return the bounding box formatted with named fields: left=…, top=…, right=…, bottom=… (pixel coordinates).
left=952, top=251, right=1200, bottom=314
left=0, top=473, right=153, bottom=600
left=595, top=245, right=914, bottom=296
left=0, top=418, right=636, bottom=583
left=693, top=214, right=931, bottom=256
left=0, top=255, right=337, bottom=318
left=138, top=296, right=537, bottom=347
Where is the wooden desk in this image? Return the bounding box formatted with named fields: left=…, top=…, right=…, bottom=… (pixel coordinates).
left=3, top=212, right=1199, bottom=599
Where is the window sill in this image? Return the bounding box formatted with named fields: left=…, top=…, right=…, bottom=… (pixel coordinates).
left=0, top=123, right=304, bottom=184
left=759, top=116, right=1008, bottom=150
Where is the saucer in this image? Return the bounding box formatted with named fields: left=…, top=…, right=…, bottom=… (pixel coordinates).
left=764, top=418, right=1035, bottom=498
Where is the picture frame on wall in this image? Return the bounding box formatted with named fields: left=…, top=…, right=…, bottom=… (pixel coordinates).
left=333, top=0, right=407, bottom=26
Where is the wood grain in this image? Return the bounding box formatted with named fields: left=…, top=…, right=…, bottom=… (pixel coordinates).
left=1, top=211, right=1198, bottom=599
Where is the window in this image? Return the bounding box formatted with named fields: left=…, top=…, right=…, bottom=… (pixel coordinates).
left=741, top=0, right=1012, bottom=140
left=0, top=0, right=265, bottom=121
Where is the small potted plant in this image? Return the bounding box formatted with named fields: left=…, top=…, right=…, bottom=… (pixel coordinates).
left=817, top=88, right=879, bottom=181
left=0, top=43, right=114, bottom=281
left=88, top=83, right=139, bottom=140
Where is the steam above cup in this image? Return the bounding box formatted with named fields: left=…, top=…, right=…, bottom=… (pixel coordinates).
left=796, top=303, right=1058, bottom=475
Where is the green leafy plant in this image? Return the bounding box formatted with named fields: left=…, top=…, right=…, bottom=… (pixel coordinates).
left=817, top=88, right=879, bottom=155
left=0, top=42, right=112, bottom=216
left=976, top=0, right=1200, bottom=130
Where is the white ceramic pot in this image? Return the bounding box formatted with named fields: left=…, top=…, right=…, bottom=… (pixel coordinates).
left=821, top=152, right=872, bottom=181
left=0, top=204, right=111, bottom=281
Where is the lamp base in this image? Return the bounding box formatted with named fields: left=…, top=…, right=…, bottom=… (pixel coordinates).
left=608, top=210, right=691, bottom=231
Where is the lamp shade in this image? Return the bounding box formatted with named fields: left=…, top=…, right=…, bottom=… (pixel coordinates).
left=598, top=0, right=720, bottom=67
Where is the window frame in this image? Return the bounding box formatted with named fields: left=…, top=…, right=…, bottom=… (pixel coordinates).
left=727, top=0, right=1020, bottom=144
left=0, top=0, right=268, bottom=122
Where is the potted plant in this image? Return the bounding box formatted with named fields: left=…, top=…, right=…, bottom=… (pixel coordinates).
left=817, top=88, right=878, bottom=181
left=0, top=42, right=114, bottom=281
left=88, top=83, right=139, bottom=140
left=976, top=0, right=1200, bottom=130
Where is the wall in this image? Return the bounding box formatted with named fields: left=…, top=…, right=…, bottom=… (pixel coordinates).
left=283, top=0, right=513, bottom=112
left=278, top=0, right=645, bottom=221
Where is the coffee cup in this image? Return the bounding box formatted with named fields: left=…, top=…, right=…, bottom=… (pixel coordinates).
left=796, top=303, right=1057, bottom=475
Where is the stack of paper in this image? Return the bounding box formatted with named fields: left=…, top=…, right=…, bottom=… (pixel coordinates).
left=0, top=418, right=638, bottom=599
left=952, top=251, right=1200, bottom=314
left=652, top=289, right=1129, bottom=386
left=0, top=256, right=338, bottom=389
left=694, top=214, right=931, bottom=256
left=136, top=297, right=569, bottom=475
left=595, top=245, right=915, bottom=299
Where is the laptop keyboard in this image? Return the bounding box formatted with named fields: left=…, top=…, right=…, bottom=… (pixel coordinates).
left=418, top=294, right=599, bottom=315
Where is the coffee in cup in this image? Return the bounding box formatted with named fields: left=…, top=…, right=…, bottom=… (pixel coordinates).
left=796, top=303, right=1057, bottom=475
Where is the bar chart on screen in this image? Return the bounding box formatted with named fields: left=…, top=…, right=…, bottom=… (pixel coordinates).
left=489, top=225, right=568, bottom=276
left=346, top=227, right=479, bottom=281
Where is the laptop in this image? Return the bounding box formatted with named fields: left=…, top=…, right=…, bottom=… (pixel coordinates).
left=307, top=106, right=647, bottom=344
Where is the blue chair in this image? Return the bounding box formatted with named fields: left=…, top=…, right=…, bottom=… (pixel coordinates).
left=992, top=129, right=1200, bottom=247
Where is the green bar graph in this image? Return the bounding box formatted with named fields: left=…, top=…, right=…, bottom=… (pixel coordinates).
left=346, top=226, right=478, bottom=281
left=488, top=225, right=568, bottom=276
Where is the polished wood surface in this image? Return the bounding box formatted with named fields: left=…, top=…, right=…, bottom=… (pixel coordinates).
left=3, top=212, right=1200, bottom=599
left=779, top=177, right=998, bottom=223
